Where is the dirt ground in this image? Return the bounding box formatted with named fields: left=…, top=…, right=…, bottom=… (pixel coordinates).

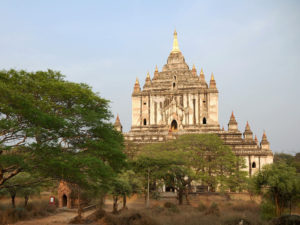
left=13, top=210, right=96, bottom=225
left=3, top=193, right=260, bottom=225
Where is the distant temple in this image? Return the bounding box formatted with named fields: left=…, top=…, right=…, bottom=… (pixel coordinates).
left=115, top=30, right=273, bottom=177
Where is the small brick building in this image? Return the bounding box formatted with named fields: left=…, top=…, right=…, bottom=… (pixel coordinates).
left=57, top=181, right=78, bottom=208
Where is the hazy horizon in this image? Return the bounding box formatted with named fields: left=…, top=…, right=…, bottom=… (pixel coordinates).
left=0, top=0, right=299, bottom=154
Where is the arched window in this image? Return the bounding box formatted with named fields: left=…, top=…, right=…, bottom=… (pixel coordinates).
left=171, top=120, right=178, bottom=131
left=203, top=117, right=207, bottom=124
left=143, top=119, right=147, bottom=126
left=173, top=82, right=176, bottom=88
left=252, top=162, right=256, bottom=168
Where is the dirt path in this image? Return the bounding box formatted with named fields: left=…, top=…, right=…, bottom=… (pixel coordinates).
left=13, top=209, right=96, bottom=225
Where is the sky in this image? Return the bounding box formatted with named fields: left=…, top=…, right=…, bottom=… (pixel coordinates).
left=0, top=0, right=299, bottom=154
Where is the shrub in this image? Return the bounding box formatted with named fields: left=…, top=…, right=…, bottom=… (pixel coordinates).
left=205, top=202, right=220, bottom=216
left=197, top=201, right=206, bottom=212
left=163, top=202, right=179, bottom=213
left=260, top=200, right=276, bottom=221
left=0, top=200, right=57, bottom=225
left=151, top=191, right=161, bottom=200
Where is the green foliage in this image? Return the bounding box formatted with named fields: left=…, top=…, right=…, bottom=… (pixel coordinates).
left=274, top=152, right=300, bottom=173
left=252, top=162, right=300, bottom=217
left=134, top=134, right=247, bottom=198
left=260, top=200, right=276, bottom=221
left=0, top=69, right=126, bottom=193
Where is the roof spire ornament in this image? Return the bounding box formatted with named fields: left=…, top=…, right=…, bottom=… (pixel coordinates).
left=209, top=72, right=217, bottom=89
left=153, top=65, right=159, bottom=80
left=192, top=64, right=197, bottom=76
left=133, top=77, right=141, bottom=93
left=260, top=130, right=270, bottom=150
left=228, top=111, right=238, bottom=131
left=171, top=29, right=180, bottom=53
left=199, top=68, right=206, bottom=83
left=243, top=121, right=253, bottom=140
left=114, top=114, right=123, bottom=132
left=143, top=72, right=152, bottom=89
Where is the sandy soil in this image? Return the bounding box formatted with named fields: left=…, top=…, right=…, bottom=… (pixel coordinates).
left=7, top=193, right=260, bottom=225
left=13, top=209, right=96, bottom=225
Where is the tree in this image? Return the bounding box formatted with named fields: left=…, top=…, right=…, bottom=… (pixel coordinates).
left=0, top=69, right=126, bottom=218
left=252, top=163, right=300, bottom=217
left=109, top=170, right=142, bottom=213
left=0, top=172, right=42, bottom=207
left=134, top=134, right=247, bottom=205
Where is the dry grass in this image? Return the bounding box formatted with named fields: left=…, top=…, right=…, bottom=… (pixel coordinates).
left=95, top=194, right=268, bottom=225
left=0, top=199, right=57, bottom=225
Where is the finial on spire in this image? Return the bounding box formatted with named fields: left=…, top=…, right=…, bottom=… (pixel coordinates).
left=171, top=29, right=180, bottom=53
left=135, top=77, right=139, bottom=84
left=146, top=71, right=150, bottom=78
left=211, top=72, right=214, bottom=80
left=232, top=111, right=235, bottom=117
left=200, top=68, right=204, bottom=74
left=116, top=114, right=120, bottom=122
left=192, top=64, right=196, bottom=70
left=155, top=65, right=158, bottom=72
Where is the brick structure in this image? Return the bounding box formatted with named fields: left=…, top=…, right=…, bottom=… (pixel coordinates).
left=57, top=181, right=78, bottom=208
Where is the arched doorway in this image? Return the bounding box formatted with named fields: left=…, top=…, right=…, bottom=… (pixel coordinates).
left=171, top=120, right=178, bottom=131
left=166, top=186, right=175, bottom=192
left=62, top=194, right=67, bottom=207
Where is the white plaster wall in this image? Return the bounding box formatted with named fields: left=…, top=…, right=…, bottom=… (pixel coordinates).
left=132, top=96, right=141, bottom=126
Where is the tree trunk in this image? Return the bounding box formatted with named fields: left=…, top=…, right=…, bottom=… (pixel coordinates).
left=113, top=196, right=118, bottom=214
left=24, top=195, right=29, bottom=207
left=178, top=189, right=183, bottom=205
left=11, top=194, right=16, bottom=208
left=122, top=194, right=127, bottom=209
left=185, top=188, right=190, bottom=205
left=98, top=194, right=105, bottom=208
left=77, top=188, right=82, bottom=220
left=275, top=194, right=280, bottom=216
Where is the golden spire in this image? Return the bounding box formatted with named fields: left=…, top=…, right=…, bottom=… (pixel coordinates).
left=146, top=72, right=150, bottom=79
left=155, top=65, right=158, bottom=72
left=192, top=64, right=196, bottom=70
left=211, top=72, right=214, bottom=81
left=135, top=77, right=139, bottom=84
left=171, top=29, right=180, bottom=53
left=200, top=68, right=204, bottom=75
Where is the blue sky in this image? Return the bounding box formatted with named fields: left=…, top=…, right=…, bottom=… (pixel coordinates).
left=0, top=0, right=299, bottom=154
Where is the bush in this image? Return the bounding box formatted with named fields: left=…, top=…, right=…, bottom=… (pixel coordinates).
left=0, top=200, right=57, bottom=225
left=260, top=200, right=276, bottom=221
left=163, top=202, right=179, bottom=213
left=205, top=202, right=220, bottom=216
left=151, top=191, right=161, bottom=200
left=197, top=201, right=206, bottom=212
left=270, top=215, right=300, bottom=225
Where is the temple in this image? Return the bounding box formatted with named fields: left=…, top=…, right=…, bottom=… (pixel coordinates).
left=116, top=30, right=273, bottom=176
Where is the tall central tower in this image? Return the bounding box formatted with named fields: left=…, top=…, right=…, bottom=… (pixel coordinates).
left=128, top=31, right=219, bottom=141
